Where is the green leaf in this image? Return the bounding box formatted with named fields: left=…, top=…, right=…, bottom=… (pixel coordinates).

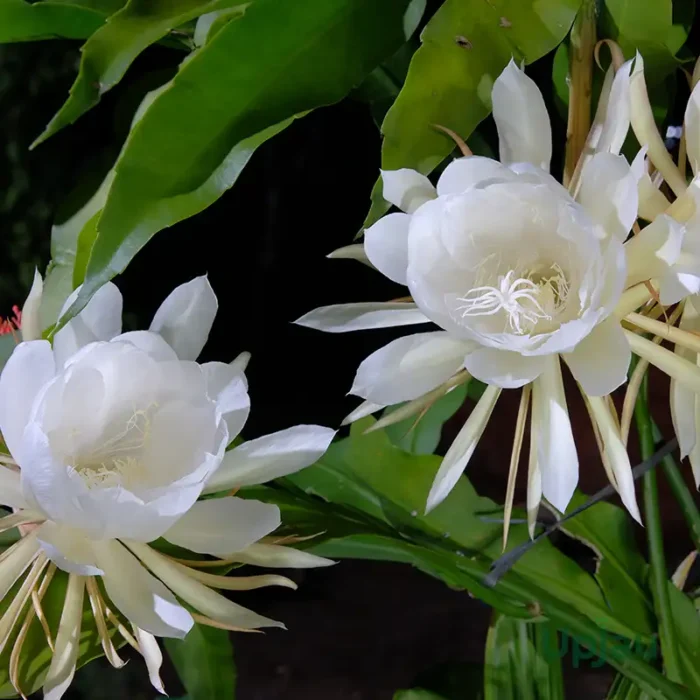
left=666, top=582, right=700, bottom=697
left=394, top=690, right=448, bottom=700
left=0, top=0, right=106, bottom=42
left=484, top=613, right=564, bottom=700
left=384, top=383, right=467, bottom=454
left=363, top=0, right=581, bottom=227
left=165, top=625, right=236, bottom=700
left=600, top=0, right=687, bottom=84
left=554, top=493, right=655, bottom=637
left=61, top=0, right=415, bottom=329
left=33, top=0, right=248, bottom=145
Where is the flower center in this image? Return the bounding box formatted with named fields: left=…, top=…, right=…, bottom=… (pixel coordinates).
left=72, top=405, right=156, bottom=490
left=456, top=263, right=570, bottom=335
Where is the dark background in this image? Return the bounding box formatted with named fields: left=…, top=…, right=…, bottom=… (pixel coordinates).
left=0, top=13, right=697, bottom=699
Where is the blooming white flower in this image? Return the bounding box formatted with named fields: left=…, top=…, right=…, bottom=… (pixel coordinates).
left=0, top=276, right=335, bottom=698
left=298, top=59, right=643, bottom=526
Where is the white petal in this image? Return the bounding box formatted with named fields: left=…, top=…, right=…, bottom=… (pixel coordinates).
left=671, top=299, right=700, bottom=459
left=363, top=213, right=411, bottom=284
left=631, top=149, right=671, bottom=221
left=381, top=169, right=436, bottom=213
left=527, top=413, right=543, bottom=538
left=686, top=81, right=700, bottom=175
left=94, top=540, right=194, bottom=639
left=351, top=332, right=471, bottom=404
left=577, top=152, right=638, bottom=240
left=112, top=330, right=179, bottom=361
left=426, top=384, right=501, bottom=512
left=0, top=340, right=55, bottom=465
left=464, top=348, right=546, bottom=389
left=532, top=357, right=577, bottom=512
left=149, top=276, right=217, bottom=360
left=341, top=399, right=384, bottom=425
left=230, top=543, right=335, bottom=568
left=21, top=269, right=43, bottom=342
left=43, top=574, right=85, bottom=700
left=0, top=466, right=26, bottom=509
left=202, top=361, right=250, bottom=441
left=204, top=425, right=336, bottom=493
left=596, top=59, right=632, bottom=156
left=126, top=541, right=284, bottom=630
left=436, top=156, right=511, bottom=196
left=0, top=531, right=40, bottom=599
left=295, top=302, right=429, bottom=333
left=492, top=60, right=552, bottom=171
left=659, top=271, right=700, bottom=306
left=133, top=627, right=165, bottom=695
left=164, top=497, right=280, bottom=555
left=564, top=317, right=631, bottom=396
left=587, top=395, right=641, bottom=522
left=624, top=215, right=684, bottom=288
left=53, top=282, right=123, bottom=367
left=37, top=522, right=102, bottom=576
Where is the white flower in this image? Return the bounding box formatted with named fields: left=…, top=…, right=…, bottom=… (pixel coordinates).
left=0, top=276, right=335, bottom=699
left=298, top=59, right=641, bottom=523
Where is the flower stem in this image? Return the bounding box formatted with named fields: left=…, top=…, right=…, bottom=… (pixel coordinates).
left=563, top=0, right=596, bottom=186
left=651, top=420, right=700, bottom=551
left=633, top=379, right=684, bottom=685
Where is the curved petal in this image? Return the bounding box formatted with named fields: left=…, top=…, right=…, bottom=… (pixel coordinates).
left=596, top=59, right=632, bottom=156
left=111, top=331, right=179, bottom=362
left=295, top=303, right=429, bottom=333
left=229, top=543, right=335, bottom=569
left=532, top=356, right=577, bottom=513
left=164, top=497, right=280, bottom=555
left=631, top=149, right=671, bottom=222
left=133, top=628, right=165, bottom=695
left=149, top=276, right=217, bottom=360
left=685, top=80, right=700, bottom=175
left=564, top=317, right=631, bottom=396
left=43, top=574, right=84, bottom=700
left=351, top=332, right=472, bottom=404
left=94, top=539, right=193, bottom=639
left=37, top=522, right=103, bottom=576
left=363, top=213, right=411, bottom=284
left=426, top=384, right=501, bottom=512
left=464, top=348, right=547, bottom=389
left=436, top=156, right=511, bottom=196
left=577, top=152, right=638, bottom=240
left=492, top=60, right=552, bottom=171
left=0, top=466, right=26, bottom=509
left=126, top=541, right=284, bottom=630
left=204, top=425, right=336, bottom=493
left=0, top=340, right=55, bottom=465
left=202, top=361, right=250, bottom=441
left=624, top=215, right=684, bottom=288
left=341, top=399, right=384, bottom=425
left=21, top=269, right=43, bottom=342
left=381, top=169, right=436, bottom=213
left=53, top=282, right=123, bottom=367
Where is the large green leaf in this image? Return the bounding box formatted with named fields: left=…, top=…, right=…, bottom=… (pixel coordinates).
left=363, top=0, right=581, bottom=227
left=34, top=0, right=247, bottom=145
left=553, top=493, right=654, bottom=637
left=165, top=625, right=236, bottom=699
left=601, top=0, right=689, bottom=83
left=59, top=0, right=415, bottom=328
left=0, top=0, right=106, bottom=42
left=286, top=419, right=653, bottom=639
left=484, top=613, right=564, bottom=700
left=666, top=582, right=700, bottom=696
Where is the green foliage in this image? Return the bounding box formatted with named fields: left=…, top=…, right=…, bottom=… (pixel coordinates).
left=363, top=0, right=582, bottom=227
left=165, top=625, right=237, bottom=700
left=0, top=0, right=105, bottom=43
left=58, top=0, right=416, bottom=329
